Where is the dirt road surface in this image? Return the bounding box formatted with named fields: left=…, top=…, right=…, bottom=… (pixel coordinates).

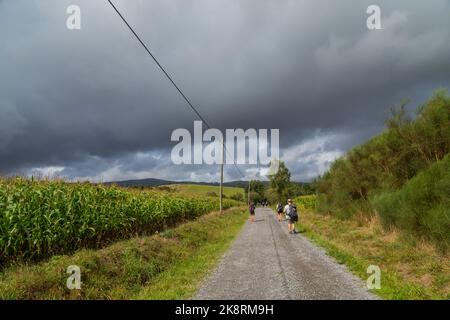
left=195, top=207, right=377, bottom=300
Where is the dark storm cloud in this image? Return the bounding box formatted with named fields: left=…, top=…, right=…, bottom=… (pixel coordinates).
left=1, top=0, right=449, bottom=181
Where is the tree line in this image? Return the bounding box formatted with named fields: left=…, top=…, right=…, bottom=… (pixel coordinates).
left=244, top=162, right=315, bottom=205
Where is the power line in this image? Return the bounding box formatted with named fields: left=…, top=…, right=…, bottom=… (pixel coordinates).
left=107, top=0, right=210, bottom=128
left=106, top=0, right=246, bottom=179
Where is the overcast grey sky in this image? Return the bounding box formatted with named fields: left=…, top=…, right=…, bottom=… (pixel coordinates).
left=1, top=0, right=449, bottom=182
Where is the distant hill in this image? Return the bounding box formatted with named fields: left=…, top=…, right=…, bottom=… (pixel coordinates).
left=104, top=178, right=173, bottom=187
left=105, top=178, right=311, bottom=191
left=104, top=178, right=251, bottom=188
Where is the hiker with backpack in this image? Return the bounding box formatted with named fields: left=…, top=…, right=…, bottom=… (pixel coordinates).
left=276, top=202, right=284, bottom=222
left=284, top=199, right=298, bottom=234
left=249, top=201, right=256, bottom=223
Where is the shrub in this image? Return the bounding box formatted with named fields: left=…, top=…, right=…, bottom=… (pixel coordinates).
left=372, top=154, right=450, bottom=250
left=230, top=193, right=244, bottom=202
left=316, top=90, right=450, bottom=219
left=205, top=191, right=218, bottom=197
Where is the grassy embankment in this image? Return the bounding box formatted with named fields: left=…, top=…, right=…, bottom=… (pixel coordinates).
left=315, top=90, right=450, bottom=251
left=0, top=207, right=248, bottom=299
left=296, top=196, right=449, bottom=300
left=293, top=90, right=450, bottom=299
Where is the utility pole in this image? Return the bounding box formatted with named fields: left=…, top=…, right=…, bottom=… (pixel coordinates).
left=247, top=180, right=251, bottom=206
left=219, top=140, right=224, bottom=213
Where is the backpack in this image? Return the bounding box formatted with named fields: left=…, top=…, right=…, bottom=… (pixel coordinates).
left=276, top=203, right=283, bottom=212
left=288, top=204, right=298, bottom=219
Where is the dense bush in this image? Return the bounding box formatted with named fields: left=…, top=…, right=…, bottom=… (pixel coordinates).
left=372, top=154, right=450, bottom=250
left=315, top=90, right=450, bottom=248
left=230, top=192, right=244, bottom=202
left=0, top=178, right=239, bottom=265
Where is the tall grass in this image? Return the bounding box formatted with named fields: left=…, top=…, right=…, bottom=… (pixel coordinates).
left=0, top=178, right=239, bottom=265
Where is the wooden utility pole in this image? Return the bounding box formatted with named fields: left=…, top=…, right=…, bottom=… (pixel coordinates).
left=247, top=180, right=251, bottom=206
left=219, top=141, right=224, bottom=213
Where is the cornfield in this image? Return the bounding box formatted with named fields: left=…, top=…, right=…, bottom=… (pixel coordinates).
left=0, top=178, right=240, bottom=265
left=293, top=195, right=317, bottom=211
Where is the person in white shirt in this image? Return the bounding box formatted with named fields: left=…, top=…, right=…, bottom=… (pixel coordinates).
left=283, top=199, right=298, bottom=234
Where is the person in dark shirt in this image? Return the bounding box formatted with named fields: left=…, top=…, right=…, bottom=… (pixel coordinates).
left=249, top=202, right=256, bottom=223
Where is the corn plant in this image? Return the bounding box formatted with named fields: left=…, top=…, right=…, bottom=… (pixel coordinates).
left=0, top=178, right=240, bottom=265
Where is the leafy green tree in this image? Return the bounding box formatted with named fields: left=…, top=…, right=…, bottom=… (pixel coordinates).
left=286, top=182, right=314, bottom=197
left=268, top=161, right=291, bottom=201
left=264, top=187, right=277, bottom=204
left=244, top=180, right=266, bottom=203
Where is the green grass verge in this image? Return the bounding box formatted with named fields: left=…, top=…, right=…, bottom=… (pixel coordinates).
left=0, top=207, right=248, bottom=300
left=298, top=209, right=449, bottom=300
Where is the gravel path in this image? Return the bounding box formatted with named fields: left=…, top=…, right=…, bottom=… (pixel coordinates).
left=195, top=207, right=378, bottom=300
